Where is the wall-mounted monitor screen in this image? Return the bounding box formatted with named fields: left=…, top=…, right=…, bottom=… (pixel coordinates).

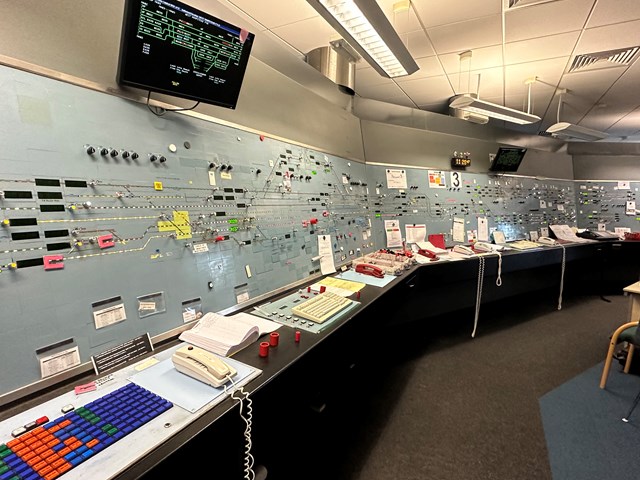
left=117, top=0, right=255, bottom=109
left=489, top=147, right=527, bottom=172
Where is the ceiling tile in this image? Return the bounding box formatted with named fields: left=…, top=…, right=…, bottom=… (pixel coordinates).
left=271, top=16, right=341, bottom=55
left=377, top=0, right=423, bottom=34
left=577, top=20, right=640, bottom=54
left=505, top=57, right=569, bottom=94
left=396, top=76, right=457, bottom=104
left=504, top=0, right=593, bottom=43
left=396, top=56, right=446, bottom=81
left=413, top=0, right=502, bottom=28
left=226, top=0, right=316, bottom=29
left=427, top=15, right=503, bottom=55
left=505, top=32, right=580, bottom=65
left=404, top=30, right=436, bottom=59
left=588, top=0, right=640, bottom=28
left=439, top=46, right=504, bottom=75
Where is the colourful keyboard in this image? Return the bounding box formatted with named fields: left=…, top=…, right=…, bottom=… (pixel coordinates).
left=0, top=383, right=172, bottom=480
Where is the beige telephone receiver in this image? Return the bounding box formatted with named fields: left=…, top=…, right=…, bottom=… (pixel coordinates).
left=472, top=242, right=494, bottom=253
left=453, top=244, right=475, bottom=255
left=537, top=236, right=558, bottom=246
left=172, top=344, right=237, bottom=387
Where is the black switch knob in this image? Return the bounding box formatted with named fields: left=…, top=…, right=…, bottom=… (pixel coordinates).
left=255, top=169, right=262, bottom=175
left=159, top=156, right=167, bottom=163
left=110, top=149, right=119, bottom=157
left=100, top=148, right=109, bottom=156
left=149, top=154, right=157, bottom=162
left=121, top=151, right=130, bottom=159
left=131, top=152, right=139, bottom=160
left=85, top=146, right=95, bottom=155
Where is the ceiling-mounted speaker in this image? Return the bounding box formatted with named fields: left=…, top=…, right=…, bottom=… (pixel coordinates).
left=306, top=39, right=359, bottom=96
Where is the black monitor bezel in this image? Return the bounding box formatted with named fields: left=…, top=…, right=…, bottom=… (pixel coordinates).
left=116, top=0, right=255, bottom=110
left=489, top=147, right=527, bottom=172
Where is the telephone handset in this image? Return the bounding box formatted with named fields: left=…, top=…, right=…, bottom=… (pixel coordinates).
left=453, top=244, right=475, bottom=255
left=172, top=344, right=237, bottom=387
left=417, top=249, right=439, bottom=261
left=472, top=242, right=494, bottom=253
left=537, top=236, right=558, bottom=246
left=355, top=263, right=384, bottom=278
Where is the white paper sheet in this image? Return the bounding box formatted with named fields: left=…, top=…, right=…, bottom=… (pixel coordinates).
left=384, top=219, right=403, bottom=248
left=452, top=217, right=465, bottom=242
left=318, top=234, right=336, bottom=274
left=405, top=224, right=426, bottom=244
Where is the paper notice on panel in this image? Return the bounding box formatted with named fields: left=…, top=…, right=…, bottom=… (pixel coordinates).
left=405, top=224, right=426, bottom=244
left=428, top=170, right=447, bottom=189
left=452, top=217, right=465, bottom=243
left=626, top=201, right=636, bottom=215
left=318, top=234, right=336, bottom=275
left=385, top=169, right=407, bottom=189
left=40, top=346, right=81, bottom=378
left=384, top=219, right=403, bottom=248
left=477, top=217, right=489, bottom=242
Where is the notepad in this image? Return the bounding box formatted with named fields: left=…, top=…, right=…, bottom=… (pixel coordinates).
left=179, top=311, right=280, bottom=357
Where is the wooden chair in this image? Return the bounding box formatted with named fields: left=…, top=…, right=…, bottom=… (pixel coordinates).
left=600, top=321, right=639, bottom=389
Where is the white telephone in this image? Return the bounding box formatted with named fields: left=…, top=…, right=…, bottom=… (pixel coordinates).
left=537, top=236, right=558, bottom=246
left=472, top=242, right=494, bottom=253
left=172, top=344, right=237, bottom=387
left=452, top=244, right=475, bottom=255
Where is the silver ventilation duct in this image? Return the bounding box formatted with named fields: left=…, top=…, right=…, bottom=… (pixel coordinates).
left=306, top=39, right=359, bottom=96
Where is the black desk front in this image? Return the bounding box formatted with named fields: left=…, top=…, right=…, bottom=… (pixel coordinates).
left=1, top=241, right=638, bottom=479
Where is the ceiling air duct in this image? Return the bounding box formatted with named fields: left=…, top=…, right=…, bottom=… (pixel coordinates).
left=306, top=39, right=359, bottom=96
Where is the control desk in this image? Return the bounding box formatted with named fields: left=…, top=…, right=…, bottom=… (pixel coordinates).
left=0, top=240, right=638, bottom=479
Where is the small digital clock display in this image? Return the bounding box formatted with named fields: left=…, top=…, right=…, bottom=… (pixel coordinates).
left=451, top=157, right=471, bottom=168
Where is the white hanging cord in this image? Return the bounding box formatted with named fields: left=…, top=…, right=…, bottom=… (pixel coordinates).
left=472, top=256, right=486, bottom=338
left=224, top=377, right=255, bottom=480
left=557, top=244, right=566, bottom=310
left=495, top=251, right=503, bottom=287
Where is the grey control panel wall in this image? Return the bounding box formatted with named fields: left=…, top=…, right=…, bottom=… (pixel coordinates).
left=575, top=181, right=640, bottom=231
left=2, top=64, right=637, bottom=399
left=366, top=165, right=577, bottom=245
left=0, top=65, right=375, bottom=396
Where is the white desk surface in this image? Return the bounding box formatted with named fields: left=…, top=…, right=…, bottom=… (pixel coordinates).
left=0, top=344, right=261, bottom=479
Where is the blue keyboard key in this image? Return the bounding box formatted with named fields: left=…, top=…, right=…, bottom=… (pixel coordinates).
left=4, top=384, right=172, bottom=479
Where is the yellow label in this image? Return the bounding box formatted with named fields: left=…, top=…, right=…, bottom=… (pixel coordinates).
left=157, top=210, right=192, bottom=239
left=154, top=181, right=163, bottom=191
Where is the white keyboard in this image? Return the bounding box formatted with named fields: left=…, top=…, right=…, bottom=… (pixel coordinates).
left=291, top=291, right=353, bottom=324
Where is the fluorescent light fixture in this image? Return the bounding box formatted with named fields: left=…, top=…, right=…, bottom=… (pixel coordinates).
left=449, top=94, right=541, bottom=125
left=306, top=0, right=419, bottom=78
left=546, top=122, right=609, bottom=141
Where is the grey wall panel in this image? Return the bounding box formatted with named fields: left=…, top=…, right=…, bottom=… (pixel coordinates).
left=361, top=120, right=574, bottom=178
left=365, top=164, right=577, bottom=246
left=0, top=65, right=376, bottom=397
left=0, top=0, right=365, bottom=163
left=575, top=181, right=640, bottom=231
left=573, top=155, right=640, bottom=181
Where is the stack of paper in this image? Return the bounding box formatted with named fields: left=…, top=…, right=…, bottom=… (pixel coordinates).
left=179, top=311, right=280, bottom=357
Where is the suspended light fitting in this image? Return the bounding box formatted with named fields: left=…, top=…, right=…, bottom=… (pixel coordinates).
left=306, top=0, right=419, bottom=78
left=545, top=91, right=609, bottom=141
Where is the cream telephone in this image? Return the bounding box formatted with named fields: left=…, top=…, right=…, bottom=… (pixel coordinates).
left=537, top=236, right=558, bottom=246
left=452, top=244, right=475, bottom=255
left=172, top=344, right=237, bottom=387
left=472, top=242, right=495, bottom=253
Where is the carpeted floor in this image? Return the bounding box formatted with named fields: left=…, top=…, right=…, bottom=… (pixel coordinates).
left=540, top=360, right=640, bottom=480
left=266, top=290, right=633, bottom=480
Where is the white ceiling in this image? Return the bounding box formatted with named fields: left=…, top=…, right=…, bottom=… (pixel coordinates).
left=197, top=0, right=640, bottom=143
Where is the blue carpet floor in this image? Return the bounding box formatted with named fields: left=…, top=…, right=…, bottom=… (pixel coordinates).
left=540, top=361, right=640, bottom=480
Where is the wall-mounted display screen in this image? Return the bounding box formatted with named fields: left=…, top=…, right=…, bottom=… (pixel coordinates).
left=489, top=147, right=527, bottom=172
left=117, top=0, right=255, bottom=109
